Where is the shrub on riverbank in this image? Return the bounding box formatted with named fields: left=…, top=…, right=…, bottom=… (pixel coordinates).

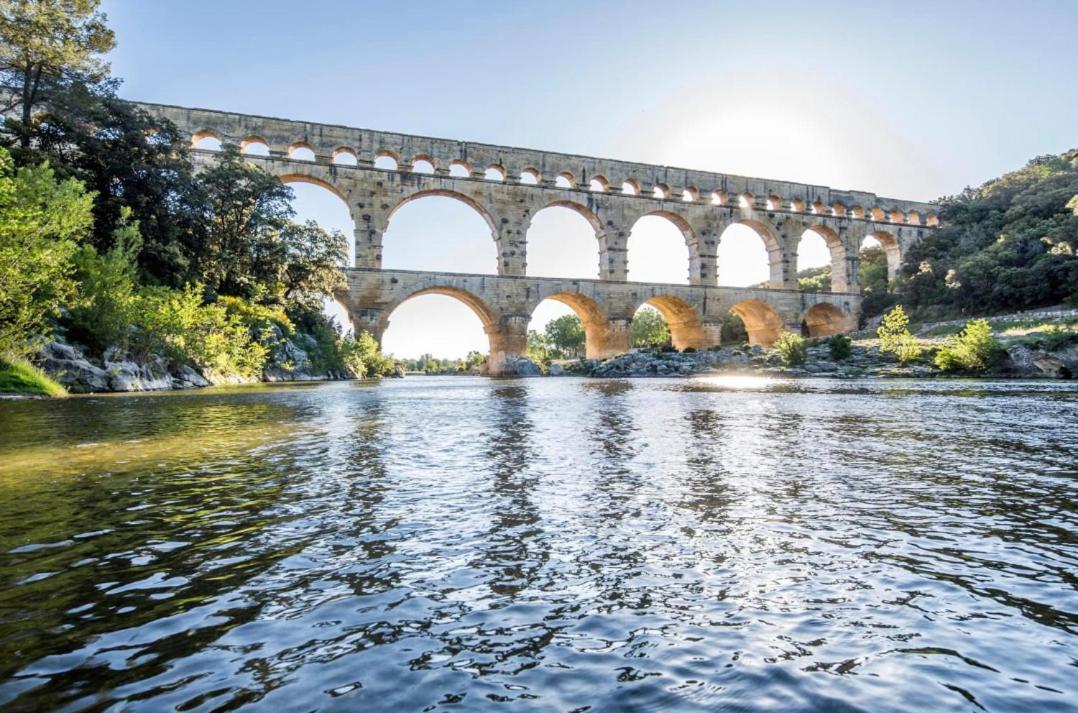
left=935, top=319, right=1001, bottom=372
left=0, top=355, right=67, bottom=397
left=775, top=332, right=807, bottom=366
left=878, top=306, right=924, bottom=364
left=828, top=334, right=852, bottom=360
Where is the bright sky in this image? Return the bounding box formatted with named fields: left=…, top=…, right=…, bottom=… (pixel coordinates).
left=103, top=1, right=1078, bottom=358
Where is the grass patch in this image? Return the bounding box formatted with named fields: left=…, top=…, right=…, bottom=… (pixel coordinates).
left=0, top=356, right=67, bottom=397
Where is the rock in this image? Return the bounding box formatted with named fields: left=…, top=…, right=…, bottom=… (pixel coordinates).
left=172, top=365, right=211, bottom=388
left=104, top=354, right=174, bottom=391
left=39, top=341, right=110, bottom=393
left=501, top=356, right=541, bottom=377
left=548, top=363, right=565, bottom=376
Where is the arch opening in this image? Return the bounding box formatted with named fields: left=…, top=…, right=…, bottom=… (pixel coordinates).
left=627, top=214, right=691, bottom=284
left=718, top=222, right=780, bottom=288
left=332, top=148, right=358, bottom=166
left=729, top=299, right=784, bottom=347
left=192, top=131, right=222, bottom=151
left=289, top=143, right=315, bottom=162
left=555, top=173, right=574, bottom=189
left=519, top=168, right=539, bottom=185
left=449, top=161, right=471, bottom=178
left=798, top=227, right=847, bottom=293
left=526, top=203, right=601, bottom=279
left=240, top=136, right=270, bottom=156
left=802, top=303, right=847, bottom=338
left=528, top=293, right=615, bottom=361
left=381, top=290, right=496, bottom=372
left=411, top=158, right=435, bottom=174
left=374, top=151, right=398, bottom=171
left=382, top=192, right=497, bottom=274
left=865, top=231, right=901, bottom=282
left=484, top=165, right=505, bottom=181
left=280, top=176, right=355, bottom=325
left=638, top=296, right=708, bottom=351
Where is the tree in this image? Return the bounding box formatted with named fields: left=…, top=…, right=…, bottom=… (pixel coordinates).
left=877, top=305, right=922, bottom=364
left=278, top=220, right=348, bottom=310
left=0, top=0, right=114, bottom=152
left=544, top=314, right=585, bottom=358
left=526, top=329, right=551, bottom=365
left=0, top=147, right=93, bottom=354
left=630, top=306, right=671, bottom=348
left=774, top=332, right=806, bottom=366
left=191, top=147, right=293, bottom=300
left=935, top=319, right=1000, bottom=372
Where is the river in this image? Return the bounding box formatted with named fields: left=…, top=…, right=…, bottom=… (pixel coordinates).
left=0, top=376, right=1075, bottom=712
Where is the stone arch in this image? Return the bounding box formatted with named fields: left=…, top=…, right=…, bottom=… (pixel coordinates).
left=332, top=147, right=358, bottom=166
left=729, top=299, right=785, bottom=347
left=720, top=220, right=785, bottom=288
left=389, top=189, right=498, bottom=236
left=536, top=292, right=623, bottom=359
left=278, top=173, right=350, bottom=204
left=802, top=303, right=848, bottom=338
left=526, top=201, right=603, bottom=279
left=240, top=135, right=270, bottom=155
left=865, top=230, right=902, bottom=282
left=627, top=211, right=695, bottom=285
left=288, top=142, right=316, bottom=161
left=641, top=295, right=709, bottom=351
left=800, top=224, right=849, bottom=293
left=381, top=286, right=503, bottom=373
left=191, top=129, right=223, bottom=150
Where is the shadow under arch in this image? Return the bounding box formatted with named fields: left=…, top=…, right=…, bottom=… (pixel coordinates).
left=802, top=303, right=847, bottom=338
left=537, top=292, right=622, bottom=359
left=730, top=299, right=785, bottom=347
left=640, top=295, right=709, bottom=351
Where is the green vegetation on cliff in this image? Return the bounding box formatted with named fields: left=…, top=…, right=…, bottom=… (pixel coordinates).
left=0, top=0, right=398, bottom=390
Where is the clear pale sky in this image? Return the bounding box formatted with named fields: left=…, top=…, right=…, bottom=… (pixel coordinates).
left=102, top=1, right=1078, bottom=358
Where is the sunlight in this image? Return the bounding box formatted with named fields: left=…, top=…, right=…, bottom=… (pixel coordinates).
left=718, top=224, right=770, bottom=287
left=526, top=206, right=599, bottom=279
left=626, top=215, right=689, bottom=284
left=381, top=294, right=489, bottom=359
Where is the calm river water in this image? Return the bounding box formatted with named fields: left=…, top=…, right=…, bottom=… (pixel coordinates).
left=0, top=376, right=1076, bottom=712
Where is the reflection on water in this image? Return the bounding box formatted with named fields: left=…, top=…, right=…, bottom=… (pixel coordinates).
left=0, top=377, right=1076, bottom=712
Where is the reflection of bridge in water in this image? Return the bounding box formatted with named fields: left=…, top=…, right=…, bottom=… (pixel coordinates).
left=140, top=101, right=938, bottom=374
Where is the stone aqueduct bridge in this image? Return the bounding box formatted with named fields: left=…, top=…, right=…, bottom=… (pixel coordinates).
left=140, top=101, right=938, bottom=375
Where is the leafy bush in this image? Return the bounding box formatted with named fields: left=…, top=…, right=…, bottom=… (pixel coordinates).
left=0, top=354, right=67, bottom=397
left=0, top=148, right=93, bottom=355
left=877, top=305, right=923, bottom=363
left=828, top=334, right=852, bottom=360
left=774, top=332, right=807, bottom=366
left=935, top=319, right=1001, bottom=372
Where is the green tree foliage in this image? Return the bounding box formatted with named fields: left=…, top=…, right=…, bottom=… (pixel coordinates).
left=630, top=306, right=671, bottom=348
left=0, top=147, right=93, bottom=355
left=877, top=305, right=923, bottom=363
left=544, top=314, right=585, bottom=358
left=899, top=150, right=1078, bottom=315
left=192, top=149, right=347, bottom=308
left=828, top=333, right=852, bottom=360
left=526, top=330, right=551, bottom=366
left=935, top=319, right=1001, bottom=372
left=721, top=311, right=748, bottom=345
left=0, top=0, right=114, bottom=151
left=774, top=331, right=807, bottom=366
left=797, top=265, right=831, bottom=292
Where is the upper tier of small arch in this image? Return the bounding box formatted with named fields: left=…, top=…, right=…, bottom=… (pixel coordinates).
left=142, top=99, right=939, bottom=226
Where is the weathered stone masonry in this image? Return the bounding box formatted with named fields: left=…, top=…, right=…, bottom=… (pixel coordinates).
left=138, top=100, right=938, bottom=375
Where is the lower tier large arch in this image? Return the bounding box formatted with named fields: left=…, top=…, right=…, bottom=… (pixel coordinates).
left=729, top=299, right=785, bottom=347
left=640, top=295, right=711, bottom=351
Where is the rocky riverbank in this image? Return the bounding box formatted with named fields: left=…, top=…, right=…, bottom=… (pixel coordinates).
left=38, top=334, right=357, bottom=394
left=550, top=338, right=1078, bottom=380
